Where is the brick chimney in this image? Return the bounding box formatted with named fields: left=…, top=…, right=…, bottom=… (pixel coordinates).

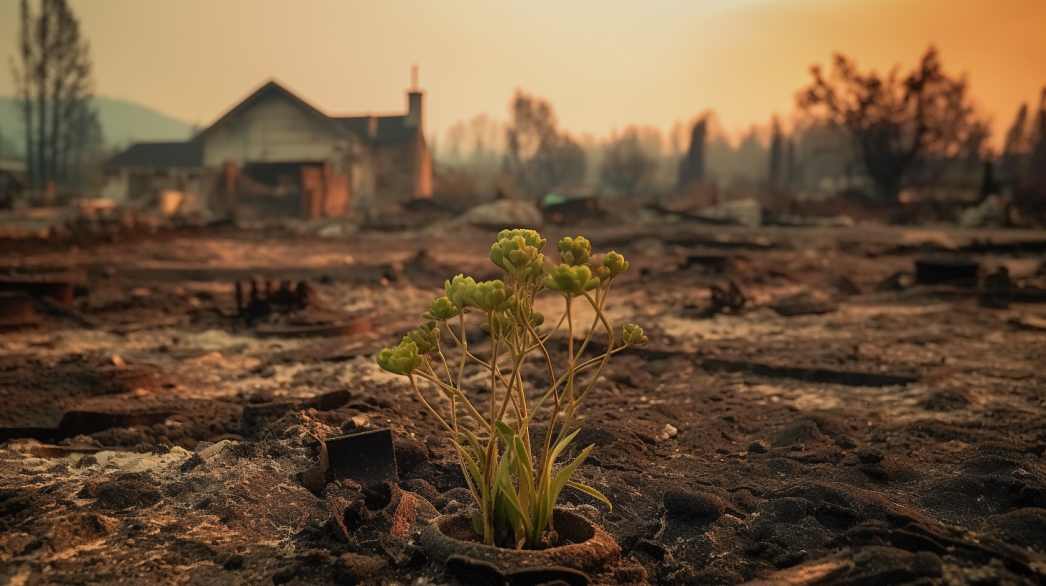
left=404, top=65, right=423, bottom=129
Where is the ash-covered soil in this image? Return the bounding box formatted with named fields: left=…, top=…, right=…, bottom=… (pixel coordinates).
left=2, top=223, right=1046, bottom=586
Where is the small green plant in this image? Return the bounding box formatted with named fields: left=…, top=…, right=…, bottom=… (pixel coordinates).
left=377, top=229, right=645, bottom=549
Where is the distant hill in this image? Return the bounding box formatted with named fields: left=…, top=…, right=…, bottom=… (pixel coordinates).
left=0, top=95, right=195, bottom=157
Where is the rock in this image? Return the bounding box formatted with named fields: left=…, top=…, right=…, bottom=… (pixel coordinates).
left=688, top=199, right=762, bottom=227
left=821, top=274, right=862, bottom=298
left=857, top=450, right=884, bottom=464
left=984, top=508, right=1046, bottom=551
left=1009, top=314, right=1046, bottom=332
left=772, top=419, right=828, bottom=448
left=663, top=488, right=725, bottom=522
left=959, top=195, right=1009, bottom=228
left=434, top=487, right=475, bottom=513
left=874, top=271, right=914, bottom=292
left=769, top=291, right=838, bottom=317
left=460, top=199, right=543, bottom=229
left=197, top=439, right=232, bottom=459
left=317, top=222, right=358, bottom=238
left=348, top=414, right=371, bottom=429
left=393, top=435, right=429, bottom=476
left=748, top=440, right=771, bottom=454
left=222, top=554, right=244, bottom=571
left=660, top=424, right=678, bottom=440
left=835, top=435, right=859, bottom=450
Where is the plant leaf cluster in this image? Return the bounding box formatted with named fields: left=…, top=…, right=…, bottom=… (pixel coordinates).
left=377, top=229, right=645, bottom=548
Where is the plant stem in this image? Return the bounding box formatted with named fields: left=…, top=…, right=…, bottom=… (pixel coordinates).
left=415, top=368, right=490, bottom=432
left=573, top=289, right=617, bottom=406
left=408, top=374, right=452, bottom=434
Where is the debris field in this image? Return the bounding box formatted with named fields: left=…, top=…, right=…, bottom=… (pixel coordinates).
left=2, top=222, right=1046, bottom=586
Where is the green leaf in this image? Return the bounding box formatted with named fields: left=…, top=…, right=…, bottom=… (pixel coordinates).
left=513, top=435, right=539, bottom=543
left=458, top=428, right=486, bottom=468
left=513, top=437, right=535, bottom=491
left=494, top=420, right=516, bottom=443
left=566, top=480, right=612, bottom=510
left=495, top=464, right=533, bottom=537
left=471, top=510, right=484, bottom=536
left=453, top=442, right=486, bottom=501
left=548, top=428, right=582, bottom=469
left=549, top=444, right=594, bottom=510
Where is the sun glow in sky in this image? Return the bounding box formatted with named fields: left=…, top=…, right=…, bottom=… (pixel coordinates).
left=1, top=0, right=1043, bottom=148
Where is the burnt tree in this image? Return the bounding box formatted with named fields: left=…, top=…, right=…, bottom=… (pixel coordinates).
left=601, top=127, right=657, bottom=195
left=9, top=0, right=101, bottom=190
left=768, top=116, right=784, bottom=189
left=677, top=117, right=707, bottom=188
left=798, top=46, right=984, bottom=201
left=505, top=91, right=586, bottom=197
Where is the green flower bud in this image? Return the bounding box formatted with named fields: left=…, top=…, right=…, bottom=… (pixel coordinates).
left=542, top=264, right=600, bottom=297
left=591, top=265, right=611, bottom=284
left=622, top=324, right=647, bottom=346
left=377, top=340, right=422, bottom=375
left=423, top=296, right=460, bottom=321
left=466, top=279, right=515, bottom=313
left=403, top=321, right=440, bottom=354
left=490, top=235, right=545, bottom=279
left=528, top=310, right=545, bottom=328
left=425, top=297, right=458, bottom=321
left=558, top=236, right=592, bottom=267
left=603, top=251, right=629, bottom=278
left=496, top=228, right=546, bottom=251
left=445, top=275, right=477, bottom=309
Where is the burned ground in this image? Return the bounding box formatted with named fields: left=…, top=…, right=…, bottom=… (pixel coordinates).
left=1, top=223, right=1045, bottom=585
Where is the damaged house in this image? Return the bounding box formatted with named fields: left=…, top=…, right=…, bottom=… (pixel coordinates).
left=102, top=76, right=432, bottom=219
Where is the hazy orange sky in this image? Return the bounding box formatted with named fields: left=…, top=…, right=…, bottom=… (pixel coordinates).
left=1, top=0, right=1044, bottom=148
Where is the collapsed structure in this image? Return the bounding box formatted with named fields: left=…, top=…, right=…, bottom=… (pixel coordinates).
left=102, top=76, right=432, bottom=220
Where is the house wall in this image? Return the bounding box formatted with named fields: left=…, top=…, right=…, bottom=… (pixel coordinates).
left=370, top=134, right=431, bottom=212
left=101, top=167, right=204, bottom=205
left=201, top=92, right=350, bottom=169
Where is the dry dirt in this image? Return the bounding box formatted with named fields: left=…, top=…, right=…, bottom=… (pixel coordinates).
left=2, top=221, right=1046, bottom=586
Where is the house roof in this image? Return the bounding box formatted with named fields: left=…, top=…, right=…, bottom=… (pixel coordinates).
left=105, top=141, right=202, bottom=168
left=334, top=115, right=418, bottom=144
left=107, top=79, right=419, bottom=169
left=193, top=80, right=343, bottom=143
left=197, top=79, right=419, bottom=145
